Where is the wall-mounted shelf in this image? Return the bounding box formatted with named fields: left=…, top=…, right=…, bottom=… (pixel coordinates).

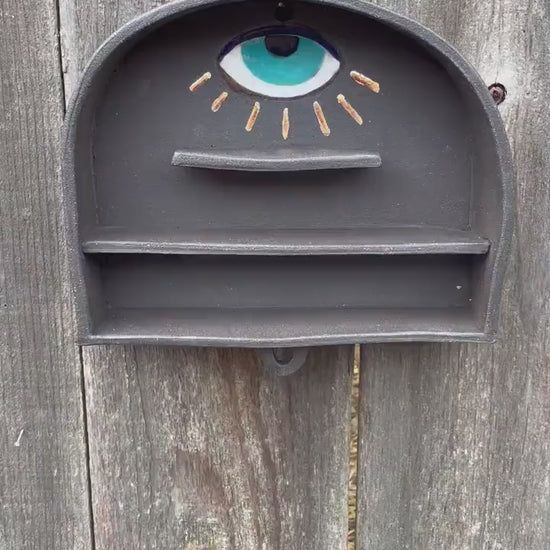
left=64, top=0, right=513, bottom=347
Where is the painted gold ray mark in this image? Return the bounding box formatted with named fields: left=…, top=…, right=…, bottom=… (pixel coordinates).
left=246, top=102, right=261, bottom=132
left=337, top=94, right=363, bottom=125
left=350, top=71, right=380, bottom=93
left=282, top=108, right=290, bottom=140
left=211, top=91, right=228, bottom=112
left=189, top=72, right=212, bottom=92
left=313, top=101, right=330, bottom=136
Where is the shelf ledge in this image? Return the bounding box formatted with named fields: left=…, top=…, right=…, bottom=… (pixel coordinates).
left=81, top=227, right=490, bottom=255
left=171, top=149, right=382, bottom=171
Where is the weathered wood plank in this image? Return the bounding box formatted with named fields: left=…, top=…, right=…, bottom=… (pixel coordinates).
left=59, top=0, right=168, bottom=98
left=83, top=346, right=352, bottom=549
left=59, top=2, right=353, bottom=547
left=0, top=0, right=92, bottom=548
left=357, top=1, right=550, bottom=548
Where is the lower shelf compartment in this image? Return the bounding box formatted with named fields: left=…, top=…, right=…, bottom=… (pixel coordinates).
left=96, top=254, right=473, bottom=309
left=78, top=253, right=489, bottom=344
left=81, top=307, right=487, bottom=346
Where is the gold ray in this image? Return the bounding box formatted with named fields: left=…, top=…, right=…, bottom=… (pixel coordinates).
left=337, top=94, right=363, bottom=125
left=313, top=101, right=330, bottom=136
left=211, top=91, right=228, bottom=112
left=282, top=107, right=290, bottom=140
left=246, top=102, right=261, bottom=132
left=350, top=71, right=380, bottom=93
left=189, top=72, right=212, bottom=92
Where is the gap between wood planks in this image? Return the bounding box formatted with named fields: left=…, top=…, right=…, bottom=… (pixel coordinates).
left=348, top=345, right=361, bottom=550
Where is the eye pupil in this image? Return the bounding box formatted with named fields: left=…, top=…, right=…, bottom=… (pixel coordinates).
left=265, top=34, right=299, bottom=57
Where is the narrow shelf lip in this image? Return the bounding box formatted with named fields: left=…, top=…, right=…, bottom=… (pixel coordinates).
left=81, top=331, right=492, bottom=346
left=81, top=226, right=490, bottom=255
left=171, top=148, right=382, bottom=171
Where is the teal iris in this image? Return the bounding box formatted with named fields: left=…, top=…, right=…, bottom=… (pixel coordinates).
left=240, top=36, right=325, bottom=86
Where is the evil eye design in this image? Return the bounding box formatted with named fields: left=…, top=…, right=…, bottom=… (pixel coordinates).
left=218, top=28, right=340, bottom=98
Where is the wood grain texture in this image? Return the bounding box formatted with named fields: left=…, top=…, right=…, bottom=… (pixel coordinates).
left=357, top=1, right=550, bottom=548
left=59, top=0, right=169, bottom=98
left=0, top=0, right=91, bottom=548
left=84, top=346, right=352, bottom=549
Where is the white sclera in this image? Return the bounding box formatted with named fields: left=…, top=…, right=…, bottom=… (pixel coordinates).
left=219, top=43, right=341, bottom=98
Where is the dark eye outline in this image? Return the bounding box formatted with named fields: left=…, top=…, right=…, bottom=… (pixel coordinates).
left=217, top=26, right=341, bottom=99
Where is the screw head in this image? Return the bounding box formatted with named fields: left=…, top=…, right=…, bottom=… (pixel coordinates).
left=488, top=83, right=507, bottom=106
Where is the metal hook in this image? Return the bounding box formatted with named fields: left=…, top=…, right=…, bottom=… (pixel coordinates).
left=259, top=347, right=309, bottom=376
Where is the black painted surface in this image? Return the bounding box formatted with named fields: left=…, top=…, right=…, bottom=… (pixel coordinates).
left=92, top=3, right=472, bottom=230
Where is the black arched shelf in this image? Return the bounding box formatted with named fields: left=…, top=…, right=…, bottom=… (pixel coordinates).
left=63, top=0, right=514, bottom=346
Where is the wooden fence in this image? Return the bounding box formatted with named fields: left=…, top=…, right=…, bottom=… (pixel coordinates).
left=0, top=0, right=548, bottom=548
